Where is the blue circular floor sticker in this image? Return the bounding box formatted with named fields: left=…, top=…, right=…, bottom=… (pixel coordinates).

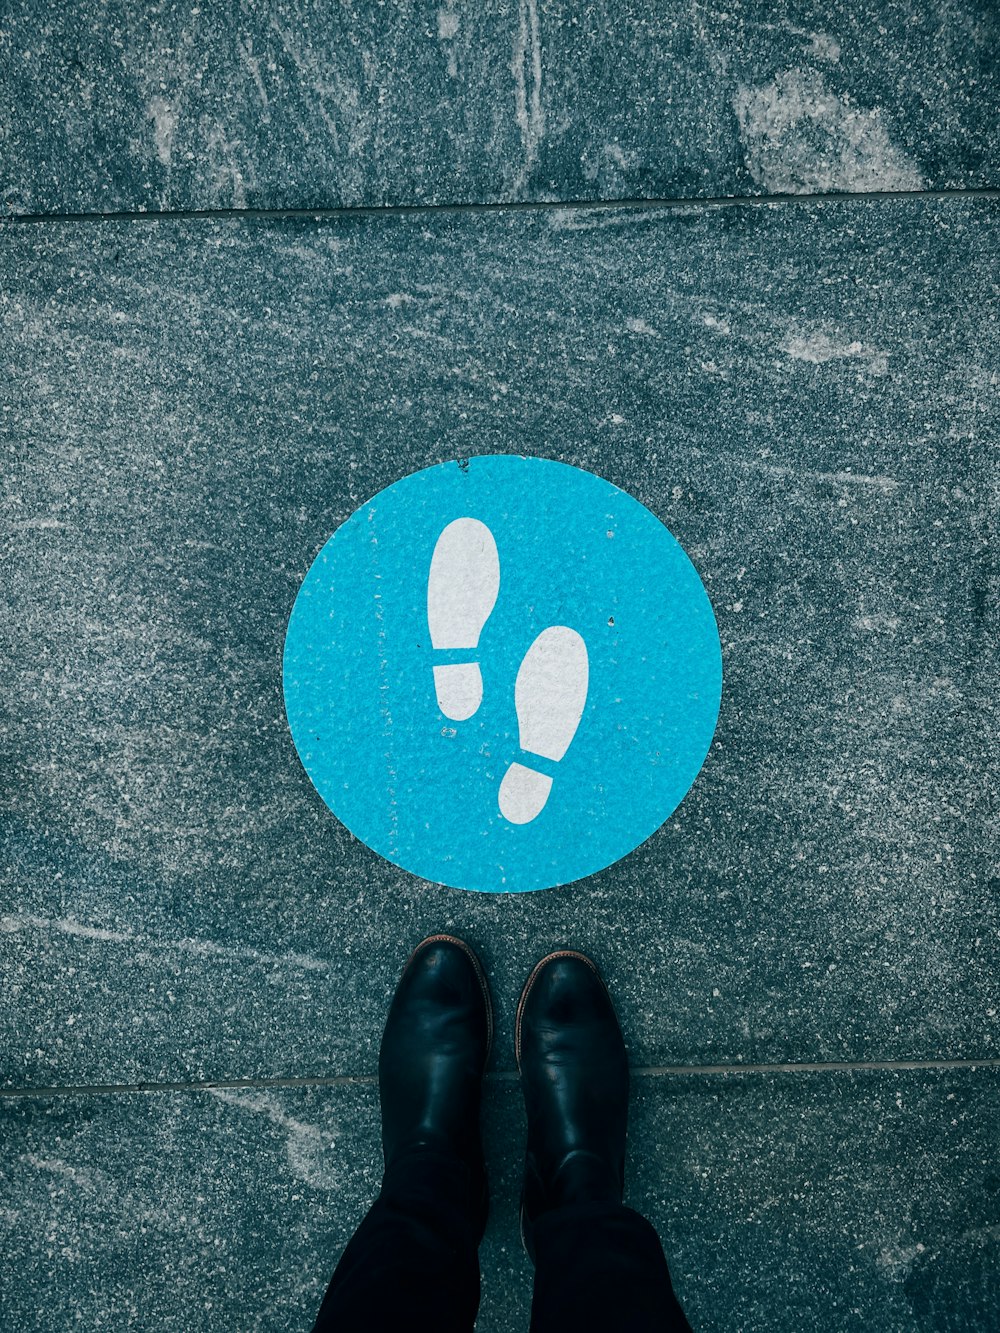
left=283, top=456, right=722, bottom=893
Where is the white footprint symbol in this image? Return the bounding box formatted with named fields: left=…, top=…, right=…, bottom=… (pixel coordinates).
left=498, top=626, right=589, bottom=825
left=427, top=517, right=500, bottom=721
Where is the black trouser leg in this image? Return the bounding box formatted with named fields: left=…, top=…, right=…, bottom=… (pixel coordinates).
left=311, top=1151, right=482, bottom=1333
left=529, top=1200, right=692, bottom=1332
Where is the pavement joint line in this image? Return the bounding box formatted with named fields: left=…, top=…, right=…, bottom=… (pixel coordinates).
left=3, top=186, right=999, bottom=227
left=3, top=1058, right=1000, bottom=1099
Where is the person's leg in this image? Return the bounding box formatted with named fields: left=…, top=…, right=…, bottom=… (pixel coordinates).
left=529, top=1200, right=690, bottom=1331
left=311, top=1150, right=483, bottom=1331
left=516, top=951, right=692, bottom=1333
left=311, top=935, right=493, bottom=1332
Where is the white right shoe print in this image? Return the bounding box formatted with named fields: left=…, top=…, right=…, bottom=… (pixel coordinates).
left=498, top=626, right=589, bottom=825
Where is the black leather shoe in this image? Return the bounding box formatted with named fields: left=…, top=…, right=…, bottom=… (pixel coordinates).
left=379, top=934, right=493, bottom=1233
left=515, top=950, right=629, bottom=1261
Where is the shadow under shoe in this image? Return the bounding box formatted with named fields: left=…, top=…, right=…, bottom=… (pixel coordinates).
left=378, top=934, right=494, bottom=1240
left=515, top=950, right=629, bottom=1262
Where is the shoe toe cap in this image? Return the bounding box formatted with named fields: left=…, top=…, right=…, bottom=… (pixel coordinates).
left=519, top=953, right=625, bottom=1062
left=395, top=937, right=492, bottom=1049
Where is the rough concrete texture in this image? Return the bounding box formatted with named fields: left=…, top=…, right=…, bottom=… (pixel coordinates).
left=3, top=5, right=999, bottom=1330
left=1, top=1, right=998, bottom=215
left=3, top=1070, right=1000, bottom=1331
left=3, top=198, right=997, bottom=1090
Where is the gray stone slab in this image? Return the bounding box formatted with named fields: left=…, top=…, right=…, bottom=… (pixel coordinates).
left=2, top=196, right=997, bottom=1088
left=3, top=1068, right=1000, bottom=1331
left=1, top=1, right=998, bottom=217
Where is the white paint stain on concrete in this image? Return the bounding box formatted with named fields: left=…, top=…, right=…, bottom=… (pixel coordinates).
left=877, top=1225, right=1000, bottom=1284
left=580, top=140, right=637, bottom=182
left=854, top=613, right=902, bottom=632
left=876, top=1239, right=928, bottom=1282
left=807, top=32, right=842, bottom=63
left=734, top=457, right=900, bottom=492
left=206, top=1089, right=340, bottom=1190
left=781, top=329, right=889, bottom=374
left=205, top=121, right=248, bottom=208
left=437, top=8, right=459, bottom=39
left=266, top=15, right=373, bottom=167
left=548, top=206, right=679, bottom=233
left=703, top=313, right=732, bottom=335
left=148, top=97, right=178, bottom=167
left=237, top=36, right=271, bottom=121
left=783, top=332, right=862, bottom=362
left=511, top=0, right=545, bottom=195
left=0, top=912, right=332, bottom=972
left=10, top=516, right=65, bottom=530
left=437, top=6, right=460, bottom=76
left=20, top=1154, right=109, bottom=1193
left=733, top=69, right=925, bottom=194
